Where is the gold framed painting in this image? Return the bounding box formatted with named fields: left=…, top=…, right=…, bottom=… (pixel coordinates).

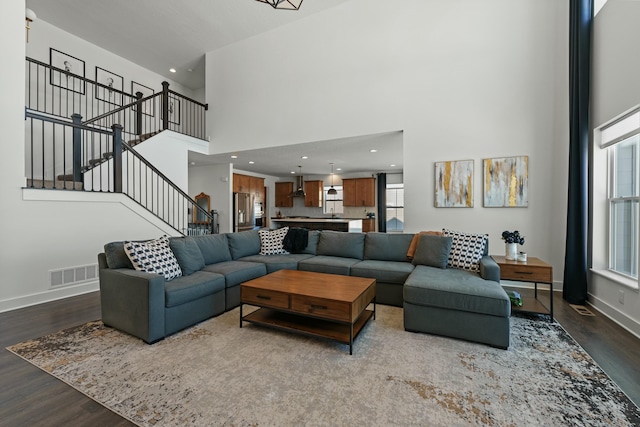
left=483, top=156, right=529, bottom=207
left=434, top=159, right=474, bottom=208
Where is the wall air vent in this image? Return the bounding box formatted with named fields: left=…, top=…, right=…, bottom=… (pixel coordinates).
left=49, top=264, right=98, bottom=289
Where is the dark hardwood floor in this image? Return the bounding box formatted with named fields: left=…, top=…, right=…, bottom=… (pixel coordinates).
left=1, top=290, right=639, bottom=426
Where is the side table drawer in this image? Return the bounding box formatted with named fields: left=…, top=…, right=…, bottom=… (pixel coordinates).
left=291, top=295, right=350, bottom=322
left=242, top=287, right=289, bottom=309
left=499, top=264, right=552, bottom=283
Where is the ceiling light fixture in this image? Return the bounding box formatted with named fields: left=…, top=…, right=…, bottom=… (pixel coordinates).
left=169, top=68, right=176, bottom=73
left=256, top=0, right=303, bottom=10
left=327, top=163, right=338, bottom=196
left=25, top=8, right=37, bottom=43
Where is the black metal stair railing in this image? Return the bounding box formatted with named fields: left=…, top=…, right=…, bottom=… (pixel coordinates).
left=24, top=110, right=216, bottom=235
left=25, top=57, right=208, bottom=141
left=24, top=56, right=214, bottom=234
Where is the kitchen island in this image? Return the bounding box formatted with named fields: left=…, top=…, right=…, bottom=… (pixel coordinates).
left=270, top=217, right=363, bottom=232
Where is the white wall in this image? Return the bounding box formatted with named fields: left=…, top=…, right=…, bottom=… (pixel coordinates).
left=590, top=0, right=640, bottom=337
left=27, top=20, right=196, bottom=103
left=189, top=163, right=234, bottom=233
left=206, top=0, right=569, bottom=283
left=0, top=7, right=203, bottom=312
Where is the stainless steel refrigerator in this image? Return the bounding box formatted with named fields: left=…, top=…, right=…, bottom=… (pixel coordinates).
left=233, top=192, right=254, bottom=232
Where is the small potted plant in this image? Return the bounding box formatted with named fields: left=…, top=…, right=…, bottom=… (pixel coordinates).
left=502, top=230, right=525, bottom=260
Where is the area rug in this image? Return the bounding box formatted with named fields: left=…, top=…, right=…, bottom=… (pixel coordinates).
left=7, top=306, right=640, bottom=426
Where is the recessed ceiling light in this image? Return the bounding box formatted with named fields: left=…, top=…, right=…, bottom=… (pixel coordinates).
left=301, top=156, right=308, bottom=159
left=290, top=171, right=296, bottom=174
left=169, top=68, right=176, bottom=73
left=390, top=164, right=396, bottom=167
left=190, top=161, right=196, bottom=166
left=336, top=168, right=342, bottom=171
left=231, top=155, right=238, bottom=159
left=187, top=68, right=193, bottom=72
left=249, top=161, right=255, bottom=164
left=369, top=149, right=377, bottom=153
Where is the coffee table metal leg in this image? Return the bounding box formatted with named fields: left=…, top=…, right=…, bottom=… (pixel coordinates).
left=239, top=304, right=243, bottom=328
left=349, top=323, right=354, bottom=355
left=373, top=298, right=376, bottom=320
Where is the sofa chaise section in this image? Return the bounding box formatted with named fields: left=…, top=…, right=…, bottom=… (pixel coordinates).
left=403, top=261, right=510, bottom=349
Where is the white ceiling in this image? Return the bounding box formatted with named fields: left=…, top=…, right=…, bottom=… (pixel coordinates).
left=26, top=0, right=348, bottom=90
left=191, top=131, right=404, bottom=178
left=26, top=0, right=404, bottom=177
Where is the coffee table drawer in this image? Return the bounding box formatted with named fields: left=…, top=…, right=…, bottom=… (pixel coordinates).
left=242, top=287, right=290, bottom=309
left=291, top=295, right=350, bottom=322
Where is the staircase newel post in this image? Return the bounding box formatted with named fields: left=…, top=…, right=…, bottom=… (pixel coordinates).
left=112, top=124, right=123, bottom=193
left=162, top=81, right=170, bottom=131
left=135, top=91, right=143, bottom=136
left=72, top=113, right=82, bottom=184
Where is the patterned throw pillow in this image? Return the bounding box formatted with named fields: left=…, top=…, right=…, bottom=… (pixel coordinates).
left=124, top=236, right=182, bottom=280
left=258, top=227, right=290, bottom=256
left=442, top=229, right=488, bottom=272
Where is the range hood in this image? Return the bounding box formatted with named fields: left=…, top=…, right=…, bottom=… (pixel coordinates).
left=290, top=175, right=306, bottom=198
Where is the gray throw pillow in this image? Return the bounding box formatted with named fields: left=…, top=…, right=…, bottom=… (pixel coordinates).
left=411, top=234, right=453, bottom=268
left=169, top=237, right=205, bottom=275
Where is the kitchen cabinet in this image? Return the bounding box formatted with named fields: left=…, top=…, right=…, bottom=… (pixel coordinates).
left=343, top=177, right=375, bottom=207
left=275, top=182, right=294, bottom=208
left=362, top=219, right=375, bottom=233
left=233, top=173, right=250, bottom=193
left=250, top=176, right=264, bottom=202
left=304, top=180, right=323, bottom=208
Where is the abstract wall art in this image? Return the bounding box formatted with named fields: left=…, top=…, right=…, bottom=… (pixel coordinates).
left=434, top=159, right=474, bottom=208
left=483, top=156, right=529, bottom=207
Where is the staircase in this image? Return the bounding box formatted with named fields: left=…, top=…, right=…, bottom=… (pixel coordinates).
left=24, top=56, right=213, bottom=235
left=57, top=130, right=161, bottom=184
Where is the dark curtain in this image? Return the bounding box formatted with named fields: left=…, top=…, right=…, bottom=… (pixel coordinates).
left=377, top=173, right=387, bottom=233
left=563, top=0, right=593, bottom=304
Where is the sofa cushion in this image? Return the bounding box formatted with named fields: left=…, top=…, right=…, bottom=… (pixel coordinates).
left=202, top=261, right=267, bottom=287
left=124, top=236, right=182, bottom=280
left=104, top=241, right=134, bottom=269
left=412, top=234, right=453, bottom=269
left=193, top=234, right=232, bottom=265
left=169, top=237, right=205, bottom=276
left=258, top=227, right=289, bottom=255
left=364, top=232, right=415, bottom=262
left=240, top=253, right=314, bottom=273
left=350, top=260, right=415, bottom=284
left=298, top=255, right=361, bottom=276
left=164, top=271, right=225, bottom=308
left=316, top=231, right=365, bottom=260
left=442, top=229, right=488, bottom=272
left=404, top=266, right=510, bottom=318
left=226, top=230, right=261, bottom=259
left=407, top=230, right=443, bottom=260
left=301, top=230, right=321, bottom=255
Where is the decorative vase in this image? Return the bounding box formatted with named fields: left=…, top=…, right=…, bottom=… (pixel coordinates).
left=505, top=243, right=517, bottom=260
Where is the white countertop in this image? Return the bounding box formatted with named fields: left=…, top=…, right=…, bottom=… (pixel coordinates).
left=271, top=218, right=363, bottom=224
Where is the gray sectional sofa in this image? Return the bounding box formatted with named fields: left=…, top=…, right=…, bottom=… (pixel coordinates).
left=98, top=229, right=511, bottom=348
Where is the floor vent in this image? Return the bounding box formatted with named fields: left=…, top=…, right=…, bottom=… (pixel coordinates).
left=570, top=304, right=596, bottom=316
left=49, top=264, right=98, bottom=289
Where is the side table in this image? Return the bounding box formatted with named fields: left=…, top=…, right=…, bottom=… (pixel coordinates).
left=491, top=255, right=554, bottom=321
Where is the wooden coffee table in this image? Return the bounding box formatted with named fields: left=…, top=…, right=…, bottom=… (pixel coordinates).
left=240, top=269, right=376, bottom=355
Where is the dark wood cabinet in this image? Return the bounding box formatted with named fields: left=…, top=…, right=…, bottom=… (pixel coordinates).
left=304, top=180, right=323, bottom=207
left=233, top=173, right=250, bottom=193
left=275, top=182, right=294, bottom=207
left=343, top=177, right=375, bottom=207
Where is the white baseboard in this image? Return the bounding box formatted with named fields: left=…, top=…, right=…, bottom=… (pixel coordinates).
left=0, top=281, right=99, bottom=314
left=587, top=293, right=640, bottom=340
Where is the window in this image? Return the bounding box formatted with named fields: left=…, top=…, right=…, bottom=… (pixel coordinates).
left=386, top=183, right=404, bottom=232
left=323, top=185, right=344, bottom=215
left=602, top=110, right=640, bottom=279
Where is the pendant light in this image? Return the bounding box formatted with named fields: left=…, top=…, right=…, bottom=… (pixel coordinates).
left=327, top=163, right=338, bottom=196
left=255, top=0, right=303, bottom=10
